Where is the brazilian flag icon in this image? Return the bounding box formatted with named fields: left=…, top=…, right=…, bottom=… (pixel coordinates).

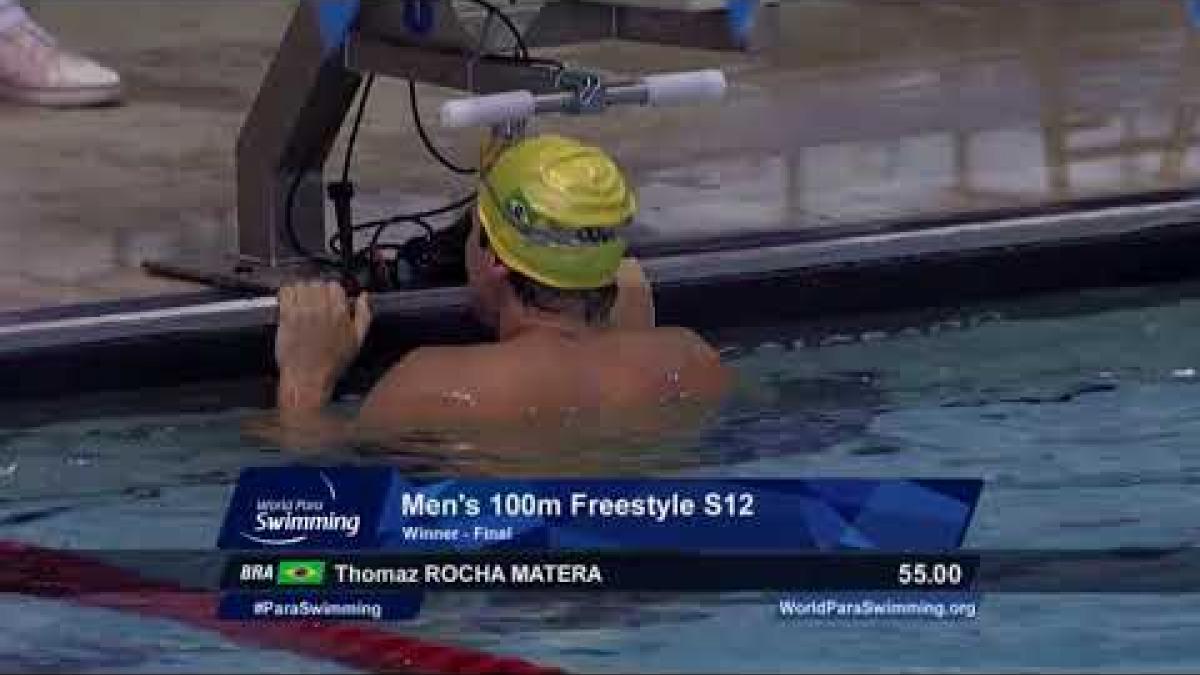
left=277, top=560, right=326, bottom=586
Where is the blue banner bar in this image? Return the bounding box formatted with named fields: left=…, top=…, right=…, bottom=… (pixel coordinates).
left=218, top=468, right=982, bottom=553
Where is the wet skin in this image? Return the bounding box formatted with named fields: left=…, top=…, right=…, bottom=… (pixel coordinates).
left=265, top=216, right=732, bottom=451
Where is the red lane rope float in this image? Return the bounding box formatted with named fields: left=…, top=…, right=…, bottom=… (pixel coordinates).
left=0, top=541, right=562, bottom=675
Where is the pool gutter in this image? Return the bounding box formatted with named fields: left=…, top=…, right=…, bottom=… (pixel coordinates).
left=5, top=196, right=1200, bottom=399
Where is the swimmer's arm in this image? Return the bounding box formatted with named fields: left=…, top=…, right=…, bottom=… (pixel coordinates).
left=609, top=258, right=656, bottom=330
left=244, top=281, right=370, bottom=450
left=250, top=348, right=473, bottom=449
left=247, top=360, right=437, bottom=450
left=243, top=372, right=358, bottom=451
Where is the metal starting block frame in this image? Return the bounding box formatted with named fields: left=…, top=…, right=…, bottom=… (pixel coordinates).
left=144, top=0, right=775, bottom=292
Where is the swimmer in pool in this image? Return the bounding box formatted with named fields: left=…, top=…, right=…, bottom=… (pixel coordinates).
left=270, top=134, right=731, bottom=444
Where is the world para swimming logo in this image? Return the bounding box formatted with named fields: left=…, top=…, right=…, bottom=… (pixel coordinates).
left=238, top=470, right=363, bottom=546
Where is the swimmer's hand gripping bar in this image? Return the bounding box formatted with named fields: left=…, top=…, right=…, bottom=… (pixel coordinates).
left=439, top=69, right=728, bottom=129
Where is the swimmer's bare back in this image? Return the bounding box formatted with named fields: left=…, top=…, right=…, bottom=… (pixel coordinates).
left=357, top=326, right=731, bottom=435
left=258, top=264, right=732, bottom=451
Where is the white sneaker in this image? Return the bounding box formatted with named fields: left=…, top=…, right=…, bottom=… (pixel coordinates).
left=0, top=17, right=121, bottom=107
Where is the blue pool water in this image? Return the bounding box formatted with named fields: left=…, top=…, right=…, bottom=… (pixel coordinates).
left=3, top=282, right=1200, bottom=672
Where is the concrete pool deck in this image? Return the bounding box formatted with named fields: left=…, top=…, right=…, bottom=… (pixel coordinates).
left=3, top=0, right=1200, bottom=313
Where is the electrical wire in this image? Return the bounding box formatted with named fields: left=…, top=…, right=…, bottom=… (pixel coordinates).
left=283, top=165, right=339, bottom=268
left=329, top=215, right=435, bottom=256
left=398, top=4, right=567, bottom=180
left=408, top=78, right=475, bottom=175
left=282, top=73, right=379, bottom=269
left=358, top=193, right=478, bottom=233
left=373, top=215, right=434, bottom=251
left=339, top=0, right=565, bottom=277
left=360, top=3, right=561, bottom=235
left=479, top=53, right=565, bottom=70
left=342, top=73, right=376, bottom=183
left=329, top=194, right=474, bottom=254
left=461, top=0, right=529, bottom=59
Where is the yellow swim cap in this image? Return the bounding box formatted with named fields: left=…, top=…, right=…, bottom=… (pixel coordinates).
left=477, top=134, right=637, bottom=290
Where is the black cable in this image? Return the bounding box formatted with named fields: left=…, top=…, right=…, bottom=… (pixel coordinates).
left=338, top=0, right=553, bottom=275
left=280, top=73, right=381, bottom=270
left=356, top=0, right=555, bottom=242
left=329, top=215, right=436, bottom=256
left=329, top=194, right=474, bottom=254
left=333, top=74, right=378, bottom=280
left=283, top=165, right=339, bottom=268
left=372, top=215, right=434, bottom=251
left=403, top=2, right=567, bottom=177
left=354, top=193, right=477, bottom=233
left=408, top=78, right=476, bottom=175
left=462, top=0, right=529, bottom=59
left=479, top=53, right=565, bottom=70
left=342, top=73, right=376, bottom=183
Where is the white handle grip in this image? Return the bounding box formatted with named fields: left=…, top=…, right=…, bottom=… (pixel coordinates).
left=440, top=90, right=536, bottom=129
left=642, top=69, right=727, bottom=107
left=438, top=69, right=728, bottom=129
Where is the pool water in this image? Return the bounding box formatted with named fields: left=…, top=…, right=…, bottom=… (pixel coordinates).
left=4, top=281, right=1200, bottom=672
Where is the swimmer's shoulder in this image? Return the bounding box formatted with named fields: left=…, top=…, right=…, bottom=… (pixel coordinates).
left=634, top=326, right=724, bottom=362
left=383, top=329, right=722, bottom=380
left=370, top=343, right=495, bottom=392
left=670, top=326, right=730, bottom=378
left=629, top=326, right=732, bottom=395
left=357, top=344, right=498, bottom=428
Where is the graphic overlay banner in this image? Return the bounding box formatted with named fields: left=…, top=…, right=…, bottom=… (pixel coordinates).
left=218, top=468, right=983, bottom=553
left=10, top=548, right=1196, bottom=595
left=215, top=468, right=983, bottom=622
left=222, top=553, right=980, bottom=592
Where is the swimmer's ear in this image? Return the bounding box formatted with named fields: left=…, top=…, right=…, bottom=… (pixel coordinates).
left=482, top=249, right=509, bottom=280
